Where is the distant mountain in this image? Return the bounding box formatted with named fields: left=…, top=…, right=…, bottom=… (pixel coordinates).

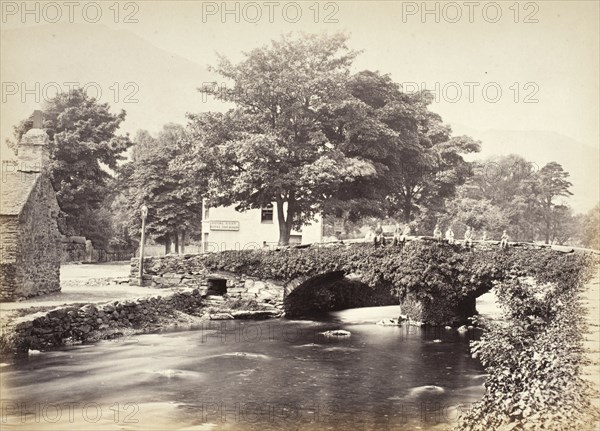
left=1, top=23, right=216, bottom=153
left=451, top=125, right=599, bottom=213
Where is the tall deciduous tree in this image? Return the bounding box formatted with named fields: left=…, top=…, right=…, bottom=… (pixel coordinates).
left=9, top=89, right=131, bottom=248
left=190, top=33, right=377, bottom=245
left=324, top=70, right=480, bottom=227
left=457, top=154, right=539, bottom=241
left=447, top=156, right=577, bottom=244
left=188, top=35, right=479, bottom=244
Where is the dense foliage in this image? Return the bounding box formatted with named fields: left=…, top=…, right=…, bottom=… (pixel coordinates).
left=457, top=251, right=598, bottom=431
left=443, top=155, right=579, bottom=245
left=579, top=203, right=600, bottom=250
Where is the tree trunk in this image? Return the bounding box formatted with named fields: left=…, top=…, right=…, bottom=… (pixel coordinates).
left=544, top=198, right=552, bottom=244
left=276, top=198, right=293, bottom=246
left=165, top=234, right=171, bottom=255
left=403, top=205, right=412, bottom=223
left=180, top=230, right=186, bottom=254
left=402, top=192, right=412, bottom=223
left=174, top=234, right=179, bottom=254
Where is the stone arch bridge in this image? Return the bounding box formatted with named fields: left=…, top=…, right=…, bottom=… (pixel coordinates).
left=130, top=240, right=589, bottom=325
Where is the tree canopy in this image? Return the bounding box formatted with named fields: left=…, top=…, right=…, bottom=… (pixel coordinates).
left=9, top=89, right=132, bottom=248
left=185, top=33, right=480, bottom=245
left=185, top=33, right=380, bottom=245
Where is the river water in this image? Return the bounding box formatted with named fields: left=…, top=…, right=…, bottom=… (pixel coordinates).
left=0, top=305, right=485, bottom=431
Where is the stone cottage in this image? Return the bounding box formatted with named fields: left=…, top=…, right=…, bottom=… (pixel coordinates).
left=0, top=114, right=61, bottom=302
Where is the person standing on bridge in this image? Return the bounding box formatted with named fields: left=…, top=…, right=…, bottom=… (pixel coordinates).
left=433, top=224, right=442, bottom=242
left=500, top=230, right=509, bottom=249
left=374, top=224, right=385, bottom=247
left=392, top=223, right=402, bottom=247
left=445, top=226, right=455, bottom=245
left=464, top=226, right=473, bottom=249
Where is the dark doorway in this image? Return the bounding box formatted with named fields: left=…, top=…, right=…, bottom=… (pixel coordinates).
left=207, top=278, right=227, bottom=295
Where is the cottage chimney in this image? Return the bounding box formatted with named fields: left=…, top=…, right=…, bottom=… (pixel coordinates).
left=18, top=110, right=50, bottom=173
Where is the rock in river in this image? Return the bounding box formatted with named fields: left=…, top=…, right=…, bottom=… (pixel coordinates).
left=320, top=329, right=351, bottom=337
left=209, top=313, right=234, bottom=320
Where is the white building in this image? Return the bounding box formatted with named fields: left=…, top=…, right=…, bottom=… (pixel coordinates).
left=201, top=200, right=323, bottom=252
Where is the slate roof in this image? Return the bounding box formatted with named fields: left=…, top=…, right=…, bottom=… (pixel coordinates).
left=0, top=170, right=40, bottom=216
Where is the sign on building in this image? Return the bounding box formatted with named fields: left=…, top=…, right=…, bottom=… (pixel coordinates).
left=209, top=220, right=240, bottom=231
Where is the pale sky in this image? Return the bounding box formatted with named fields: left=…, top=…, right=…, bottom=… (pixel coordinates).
left=1, top=1, right=599, bottom=210
left=96, top=0, right=600, bottom=146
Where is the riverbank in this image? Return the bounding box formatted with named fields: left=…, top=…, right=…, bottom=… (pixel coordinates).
left=582, top=270, right=600, bottom=430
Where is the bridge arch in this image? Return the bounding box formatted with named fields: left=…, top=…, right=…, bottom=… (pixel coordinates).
left=283, top=270, right=398, bottom=318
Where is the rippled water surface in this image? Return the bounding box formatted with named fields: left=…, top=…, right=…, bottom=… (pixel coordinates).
left=1, top=306, right=485, bottom=430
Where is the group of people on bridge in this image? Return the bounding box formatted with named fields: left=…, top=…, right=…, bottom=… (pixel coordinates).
left=433, top=224, right=509, bottom=249
left=367, top=223, right=510, bottom=250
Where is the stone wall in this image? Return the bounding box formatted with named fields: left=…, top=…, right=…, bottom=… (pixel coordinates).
left=59, top=236, right=88, bottom=263
left=59, top=236, right=133, bottom=263
left=130, top=255, right=285, bottom=307
left=59, top=239, right=131, bottom=263
left=3, top=290, right=204, bottom=355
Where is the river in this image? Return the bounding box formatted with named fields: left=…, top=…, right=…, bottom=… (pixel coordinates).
left=0, top=305, right=485, bottom=431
